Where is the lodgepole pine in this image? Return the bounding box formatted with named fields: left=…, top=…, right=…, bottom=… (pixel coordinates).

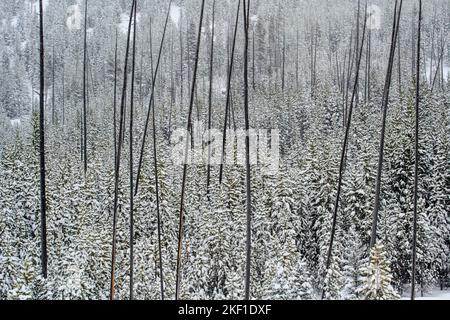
left=411, top=0, right=422, bottom=301
left=243, top=0, right=252, bottom=301
left=322, top=0, right=368, bottom=300
left=83, top=0, right=88, bottom=174
left=149, top=14, right=165, bottom=301
left=370, top=0, right=403, bottom=248
left=110, top=0, right=136, bottom=300
left=113, top=29, right=118, bottom=167
left=207, top=0, right=216, bottom=198
left=175, top=0, right=206, bottom=300
left=38, top=0, right=48, bottom=279
left=129, top=1, right=137, bottom=300
left=219, top=0, right=241, bottom=185
left=134, top=0, right=172, bottom=196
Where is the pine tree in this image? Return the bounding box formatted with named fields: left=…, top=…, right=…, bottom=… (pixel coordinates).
left=359, top=244, right=399, bottom=300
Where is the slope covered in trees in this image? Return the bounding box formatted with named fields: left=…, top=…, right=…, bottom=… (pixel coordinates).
left=0, top=0, right=449, bottom=300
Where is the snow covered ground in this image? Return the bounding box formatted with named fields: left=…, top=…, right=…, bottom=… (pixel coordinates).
left=402, top=288, right=450, bottom=300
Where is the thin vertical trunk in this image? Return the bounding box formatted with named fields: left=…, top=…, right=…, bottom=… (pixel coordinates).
left=129, top=1, right=137, bottom=301
left=411, top=0, right=422, bottom=301
left=322, top=1, right=367, bottom=300
left=219, top=0, right=241, bottom=185
left=282, top=20, right=285, bottom=92
left=110, top=0, right=136, bottom=300
left=370, top=0, right=403, bottom=248
left=243, top=0, right=252, bottom=301
left=148, top=12, right=165, bottom=302
left=296, top=28, right=299, bottom=89
left=135, top=1, right=172, bottom=196
left=52, top=44, right=55, bottom=125
left=38, top=0, right=48, bottom=280
left=83, top=0, right=88, bottom=174
left=62, top=60, right=65, bottom=126
left=207, top=0, right=216, bottom=198
left=398, top=32, right=402, bottom=97
left=180, top=10, right=184, bottom=112
left=175, top=0, right=206, bottom=300
left=113, top=30, right=118, bottom=167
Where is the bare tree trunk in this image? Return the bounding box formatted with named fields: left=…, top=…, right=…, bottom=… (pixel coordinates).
left=129, top=1, right=137, bottom=300
left=322, top=1, right=367, bottom=300
left=110, top=0, right=136, bottom=300
left=370, top=0, right=403, bottom=248
left=134, top=1, right=172, bottom=196
left=83, top=0, right=88, bottom=175
left=219, top=0, right=241, bottom=185
left=52, top=44, right=55, bottom=125
left=243, top=0, right=252, bottom=301
left=113, top=29, right=118, bottom=168
left=38, top=0, right=48, bottom=280
left=207, top=0, right=216, bottom=199
left=411, top=0, right=422, bottom=300
left=175, top=0, right=206, bottom=300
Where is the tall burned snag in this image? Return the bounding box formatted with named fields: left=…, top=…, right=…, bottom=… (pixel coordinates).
left=411, top=0, right=422, bottom=301
left=243, top=0, right=252, bottom=301
left=322, top=0, right=368, bottom=300
left=38, top=0, right=48, bottom=279
left=370, top=0, right=403, bottom=248
left=110, top=0, right=136, bottom=300
left=175, top=0, right=206, bottom=301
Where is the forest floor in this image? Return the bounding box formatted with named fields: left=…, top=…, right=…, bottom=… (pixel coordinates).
left=401, top=288, right=450, bottom=300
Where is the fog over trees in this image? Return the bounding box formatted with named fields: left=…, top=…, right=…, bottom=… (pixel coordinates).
left=0, top=0, right=449, bottom=300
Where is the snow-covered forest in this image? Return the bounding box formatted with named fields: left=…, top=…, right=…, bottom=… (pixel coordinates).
left=0, top=0, right=449, bottom=300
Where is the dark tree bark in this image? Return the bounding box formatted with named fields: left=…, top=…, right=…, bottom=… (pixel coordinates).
left=207, top=0, right=216, bottom=199
left=134, top=0, right=172, bottom=196
left=83, top=0, right=88, bottom=174
left=129, top=1, right=137, bottom=300
left=113, top=29, right=118, bottom=168
left=147, top=10, right=166, bottom=302
left=52, top=44, right=55, bottom=125
left=322, top=0, right=368, bottom=300
left=175, top=0, right=206, bottom=301
left=38, top=0, right=48, bottom=280
left=370, top=0, right=403, bottom=248
left=411, top=0, right=422, bottom=301
left=219, top=0, right=241, bottom=185
left=110, top=0, right=136, bottom=300
left=243, top=0, right=252, bottom=301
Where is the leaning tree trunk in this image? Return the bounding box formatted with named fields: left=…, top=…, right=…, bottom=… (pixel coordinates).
left=134, top=0, right=172, bottom=196
left=322, top=0, right=368, bottom=300
left=38, top=0, right=48, bottom=280
left=411, top=0, right=422, bottom=301
left=175, top=0, right=206, bottom=301
left=370, top=0, right=403, bottom=248
left=219, top=0, right=241, bottom=185
left=113, top=29, right=118, bottom=169
left=207, top=0, right=216, bottom=199
left=243, top=0, right=253, bottom=301
left=129, top=1, right=137, bottom=300
left=83, top=0, right=88, bottom=175
left=110, top=0, right=136, bottom=300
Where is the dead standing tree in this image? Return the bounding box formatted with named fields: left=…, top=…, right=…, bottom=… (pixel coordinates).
left=411, top=0, right=422, bottom=301
left=38, top=0, right=48, bottom=279
left=129, top=0, right=137, bottom=300
left=219, top=0, right=241, bottom=185
left=83, top=0, right=88, bottom=174
left=370, top=0, right=403, bottom=248
left=207, top=0, right=216, bottom=198
left=243, top=0, right=252, bottom=301
left=110, top=0, right=136, bottom=301
left=322, top=0, right=368, bottom=300
left=175, top=0, right=206, bottom=301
